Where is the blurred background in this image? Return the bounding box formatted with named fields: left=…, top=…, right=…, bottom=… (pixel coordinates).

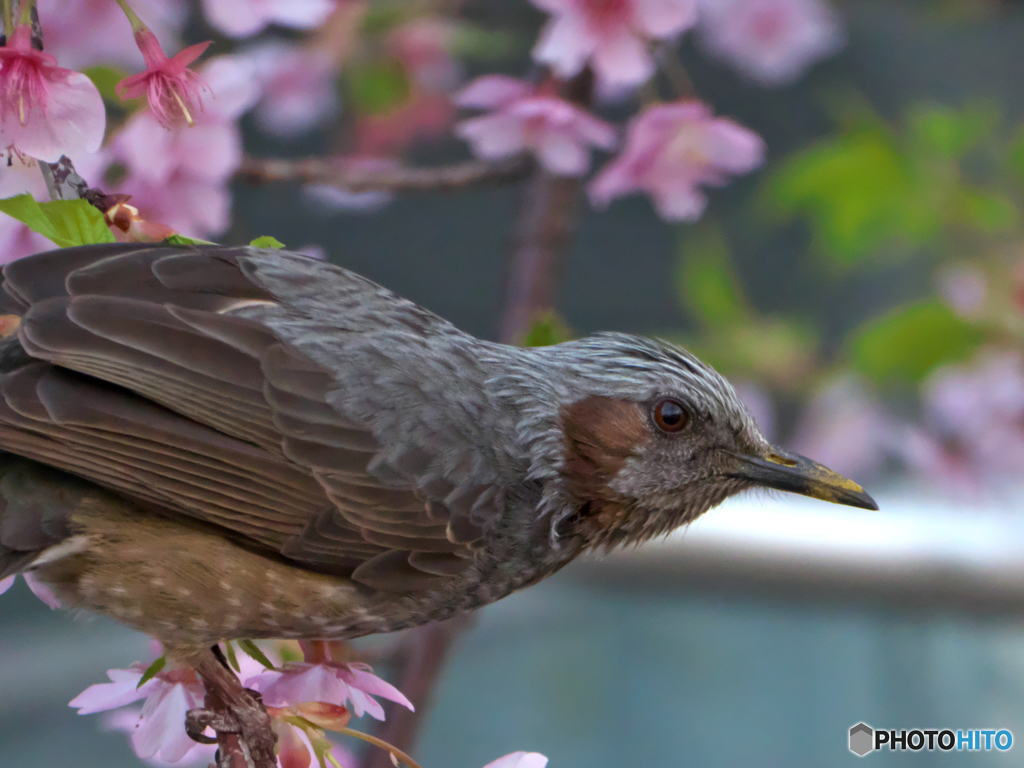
left=7, top=0, right=1024, bottom=765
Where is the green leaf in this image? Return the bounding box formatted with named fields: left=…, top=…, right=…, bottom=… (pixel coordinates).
left=137, top=656, right=167, bottom=690
left=163, top=233, right=216, bottom=245
left=347, top=59, right=410, bottom=116
left=522, top=311, right=570, bottom=347
left=850, top=300, right=983, bottom=385
left=0, top=195, right=115, bottom=247
left=250, top=235, right=286, bottom=249
left=449, top=24, right=520, bottom=61
left=770, top=129, right=929, bottom=262
left=223, top=641, right=241, bottom=674
left=955, top=187, right=1017, bottom=233
left=676, top=224, right=747, bottom=326
left=907, top=103, right=993, bottom=160
left=238, top=639, right=276, bottom=670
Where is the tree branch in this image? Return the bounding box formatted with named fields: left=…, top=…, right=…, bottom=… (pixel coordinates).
left=192, top=649, right=277, bottom=768
left=237, top=155, right=532, bottom=194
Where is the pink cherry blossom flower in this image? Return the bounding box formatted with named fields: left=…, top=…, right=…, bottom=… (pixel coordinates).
left=116, top=27, right=212, bottom=128
left=789, top=375, right=901, bottom=482
left=202, top=0, right=337, bottom=39
left=70, top=662, right=207, bottom=763
left=900, top=349, right=1024, bottom=493
left=0, top=23, right=105, bottom=162
left=0, top=575, right=13, bottom=594
left=531, top=0, right=698, bottom=93
left=38, top=0, right=187, bottom=71
left=243, top=42, right=339, bottom=138
left=937, top=263, right=988, bottom=319
left=388, top=18, right=462, bottom=92
left=589, top=99, right=764, bottom=221
left=455, top=75, right=616, bottom=176
left=246, top=660, right=414, bottom=721
left=697, top=0, right=844, bottom=86
left=483, top=753, right=549, bottom=768
left=354, top=92, right=454, bottom=156
left=102, top=55, right=260, bottom=238
left=103, top=706, right=216, bottom=767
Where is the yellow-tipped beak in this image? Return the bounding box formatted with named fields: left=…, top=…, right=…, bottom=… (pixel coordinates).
left=725, top=448, right=879, bottom=510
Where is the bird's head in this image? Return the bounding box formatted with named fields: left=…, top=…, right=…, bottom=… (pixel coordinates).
left=537, top=333, right=877, bottom=550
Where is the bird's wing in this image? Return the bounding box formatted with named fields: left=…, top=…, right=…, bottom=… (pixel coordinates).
left=0, top=243, right=508, bottom=591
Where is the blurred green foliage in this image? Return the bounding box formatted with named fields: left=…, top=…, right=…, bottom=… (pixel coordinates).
left=680, top=99, right=1024, bottom=408
left=768, top=103, right=1015, bottom=264
left=523, top=311, right=571, bottom=347
left=347, top=59, right=411, bottom=116
left=849, top=300, right=983, bottom=385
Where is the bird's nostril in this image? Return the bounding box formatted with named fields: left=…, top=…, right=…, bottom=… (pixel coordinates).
left=766, top=453, right=797, bottom=467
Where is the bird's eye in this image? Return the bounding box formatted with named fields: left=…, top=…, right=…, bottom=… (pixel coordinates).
left=653, top=399, right=690, bottom=433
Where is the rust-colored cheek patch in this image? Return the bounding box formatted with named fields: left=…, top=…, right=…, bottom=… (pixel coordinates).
left=560, top=395, right=650, bottom=503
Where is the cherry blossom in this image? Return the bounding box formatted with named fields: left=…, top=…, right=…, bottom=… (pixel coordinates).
left=115, top=20, right=212, bottom=128
left=937, top=263, right=988, bottom=320
left=388, top=18, right=462, bottom=93
left=355, top=92, right=455, bottom=156
left=455, top=75, right=616, bottom=176
left=70, top=662, right=207, bottom=763
left=242, top=42, right=339, bottom=138
left=202, top=0, right=337, bottom=39
left=37, top=0, right=187, bottom=71
left=0, top=23, right=105, bottom=162
left=789, top=376, right=900, bottom=481
left=531, top=0, right=698, bottom=93
left=901, top=350, right=1024, bottom=492
left=246, top=659, right=414, bottom=721
left=102, top=706, right=216, bottom=767
left=482, top=753, right=550, bottom=768
left=697, top=0, right=844, bottom=86
left=589, top=100, right=764, bottom=220
left=103, top=54, right=261, bottom=238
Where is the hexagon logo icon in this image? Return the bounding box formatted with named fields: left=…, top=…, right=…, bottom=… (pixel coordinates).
left=850, top=723, right=874, bottom=757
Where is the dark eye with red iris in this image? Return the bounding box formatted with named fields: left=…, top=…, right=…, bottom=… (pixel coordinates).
left=653, top=399, right=690, bottom=433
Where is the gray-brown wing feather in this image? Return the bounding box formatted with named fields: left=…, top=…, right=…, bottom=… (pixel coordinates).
left=0, top=243, right=503, bottom=588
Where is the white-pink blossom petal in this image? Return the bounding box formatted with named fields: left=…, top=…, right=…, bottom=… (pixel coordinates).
left=456, top=77, right=616, bottom=176
left=0, top=69, right=105, bottom=163
left=23, top=572, right=60, bottom=608
left=202, top=0, right=336, bottom=38
left=589, top=99, right=764, bottom=221
left=530, top=0, right=698, bottom=91
left=456, top=75, right=534, bottom=110
left=247, top=664, right=348, bottom=707
left=482, top=752, right=550, bottom=768
left=345, top=666, right=415, bottom=711
left=697, top=0, right=844, bottom=86
left=70, top=667, right=153, bottom=714
left=0, top=575, right=13, bottom=595
left=134, top=683, right=201, bottom=762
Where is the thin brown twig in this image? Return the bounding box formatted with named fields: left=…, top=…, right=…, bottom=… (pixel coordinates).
left=237, top=155, right=532, bottom=194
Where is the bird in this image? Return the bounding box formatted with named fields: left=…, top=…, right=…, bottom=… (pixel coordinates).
left=0, top=241, right=877, bottom=659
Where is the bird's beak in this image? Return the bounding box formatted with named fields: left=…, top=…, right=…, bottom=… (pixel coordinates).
left=723, top=448, right=879, bottom=510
